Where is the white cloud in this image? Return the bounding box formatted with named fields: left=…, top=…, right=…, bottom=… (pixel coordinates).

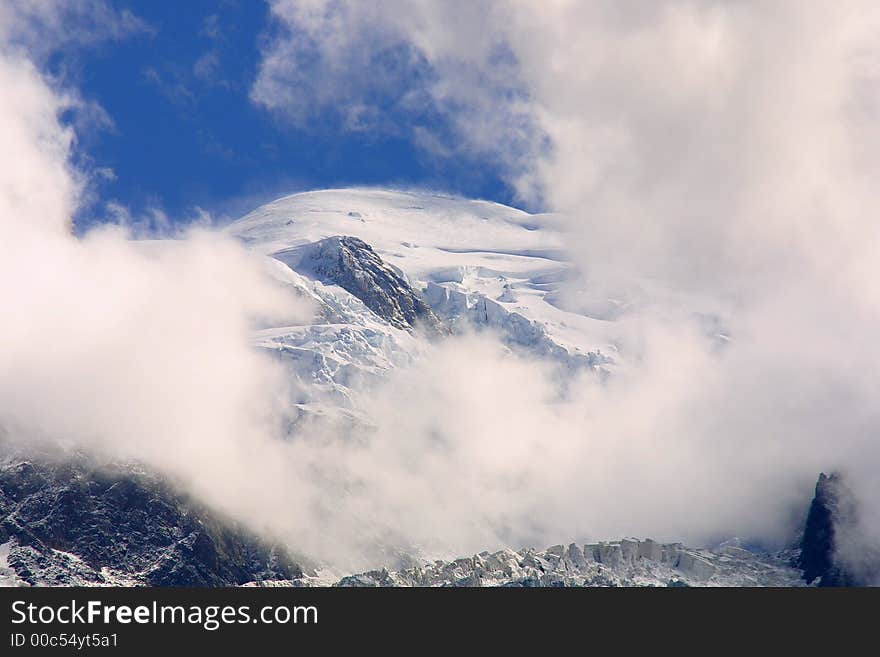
left=252, top=0, right=542, bottom=193
left=0, top=0, right=315, bottom=563
left=4, top=0, right=880, bottom=577
left=252, top=1, right=880, bottom=575
left=254, top=1, right=880, bottom=287
left=0, top=0, right=153, bottom=61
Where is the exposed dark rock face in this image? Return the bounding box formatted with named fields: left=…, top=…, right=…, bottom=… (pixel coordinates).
left=0, top=449, right=301, bottom=586
left=799, top=473, right=841, bottom=585
left=798, top=473, right=879, bottom=586
left=274, top=236, right=445, bottom=333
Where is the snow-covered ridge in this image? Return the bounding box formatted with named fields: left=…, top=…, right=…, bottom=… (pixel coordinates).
left=229, top=189, right=616, bottom=377
left=332, top=539, right=803, bottom=588
left=0, top=451, right=303, bottom=587
left=223, top=188, right=629, bottom=430
left=229, top=188, right=559, bottom=263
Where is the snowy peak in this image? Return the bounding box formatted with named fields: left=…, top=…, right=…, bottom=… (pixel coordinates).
left=229, top=188, right=619, bottom=368
left=336, top=538, right=802, bottom=587
left=227, top=188, right=556, bottom=265
left=273, top=236, right=443, bottom=334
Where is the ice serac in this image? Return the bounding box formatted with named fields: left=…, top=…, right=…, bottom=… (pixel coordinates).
left=273, top=235, right=444, bottom=334
left=798, top=473, right=880, bottom=586
left=334, top=538, right=801, bottom=587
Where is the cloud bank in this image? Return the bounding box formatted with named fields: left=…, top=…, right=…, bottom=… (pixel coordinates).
left=251, top=0, right=880, bottom=574
left=0, top=1, right=314, bottom=552
left=3, top=1, right=880, bottom=579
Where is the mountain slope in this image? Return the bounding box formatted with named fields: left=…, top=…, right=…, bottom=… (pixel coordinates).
left=274, top=235, right=444, bottom=333
left=0, top=188, right=847, bottom=587
left=227, top=189, right=622, bottom=433
left=229, top=188, right=614, bottom=371
left=799, top=473, right=880, bottom=586
left=334, top=539, right=802, bottom=587
left=0, top=445, right=303, bottom=587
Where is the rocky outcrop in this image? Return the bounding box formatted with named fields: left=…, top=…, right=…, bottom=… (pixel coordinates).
left=799, top=473, right=843, bottom=585
left=274, top=236, right=444, bottom=334
left=798, top=473, right=879, bottom=586
left=0, top=448, right=302, bottom=586
left=0, top=443, right=809, bottom=588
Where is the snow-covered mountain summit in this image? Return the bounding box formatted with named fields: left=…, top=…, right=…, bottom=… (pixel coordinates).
left=225, top=188, right=622, bottom=429
left=232, top=189, right=612, bottom=370
left=274, top=235, right=444, bottom=334
left=0, top=188, right=845, bottom=587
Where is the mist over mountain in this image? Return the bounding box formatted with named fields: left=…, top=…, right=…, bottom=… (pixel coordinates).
left=2, top=187, right=877, bottom=586
left=3, top=1, right=880, bottom=588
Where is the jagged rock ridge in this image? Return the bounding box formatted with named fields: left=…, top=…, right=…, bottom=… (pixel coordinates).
left=798, top=473, right=880, bottom=586
left=0, top=449, right=302, bottom=586
left=332, top=538, right=802, bottom=587
left=274, top=235, right=444, bottom=334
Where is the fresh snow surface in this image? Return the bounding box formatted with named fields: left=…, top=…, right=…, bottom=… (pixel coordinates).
left=244, top=539, right=803, bottom=588
left=229, top=188, right=619, bottom=362
left=228, top=189, right=630, bottom=420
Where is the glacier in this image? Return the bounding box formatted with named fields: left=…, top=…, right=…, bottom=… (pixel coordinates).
left=229, top=188, right=620, bottom=425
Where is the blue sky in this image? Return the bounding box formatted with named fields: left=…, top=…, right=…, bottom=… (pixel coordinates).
left=62, top=0, right=513, bottom=230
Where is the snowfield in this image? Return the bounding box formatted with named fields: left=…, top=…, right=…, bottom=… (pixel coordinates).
left=229, top=188, right=618, bottom=363
left=228, top=189, right=624, bottom=421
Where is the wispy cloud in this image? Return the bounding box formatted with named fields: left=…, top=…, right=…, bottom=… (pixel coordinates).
left=199, top=13, right=224, bottom=42
left=4, top=0, right=880, bottom=577
left=143, top=12, right=232, bottom=112
left=192, top=12, right=231, bottom=88
left=0, top=0, right=154, bottom=61
left=142, top=64, right=198, bottom=107
left=0, top=0, right=313, bottom=567
left=251, top=0, right=543, bottom=193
